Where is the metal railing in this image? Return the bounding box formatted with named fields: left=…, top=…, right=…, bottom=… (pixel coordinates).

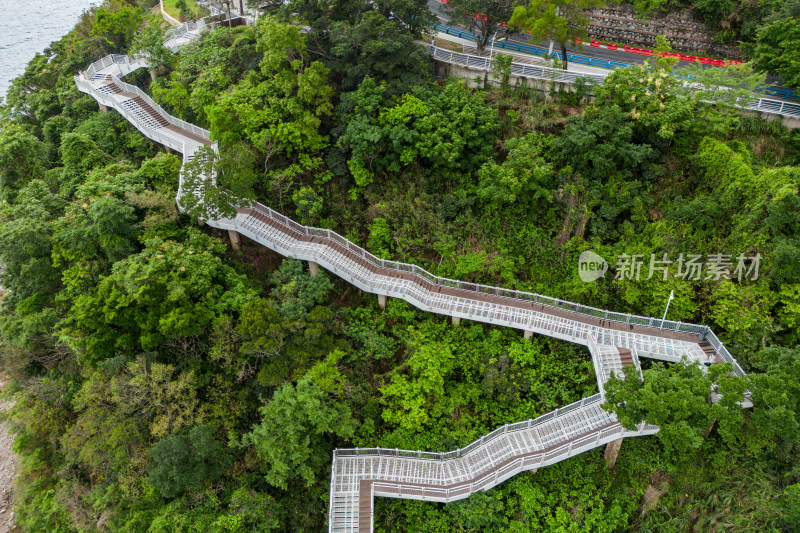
left=367, top=421, right=653, bottom=502
left=81, top=56, right=214, bottom=141
left=431, top=23, right=798, bottom=103
left=246, top=202, right=711, bottom=335
left=75, top=75, right=188, bottom=155
left=748, top=98, right=800, bottom=118
left=427, top=44, right=605, bottom=85
left=240, top=200, right=747, bottom=375
left=428, top=44, right=799, bottom=121
left=432, top=23, right=631, bottom=71
left=73, top=24, right=758, bottom=533
left=78, top=52, right=747, bottom=380
left=335, top=394, right=601, bottom=462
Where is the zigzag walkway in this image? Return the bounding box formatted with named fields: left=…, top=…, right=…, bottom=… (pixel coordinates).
left=75, top=31, right=747, bottom=532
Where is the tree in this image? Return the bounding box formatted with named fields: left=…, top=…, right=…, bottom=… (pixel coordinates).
left=90, top=4, right=144, bottom=52
left=509, top=0, right=607, bottom=70
left=745, top=346, right=800, bottom=455
left=603, top=360, right=747, bottom=456
left=130, top=16, right=172, bottom=82
left=175, top=0, right=193, bottom=20
left=381, top=335, right=457, bottom=429
left=752, top=18, right=800, bottom=91
left=147, top=425, right=228, bottom=498
left=374, top=0, right=436, bottom=36
left=244, top=352, right=357, bottom=489
left=328, top=12, right=433, bottom=93
left=269, top=258, right=333, bottom=321
left=0, top=124, right=47, bottom=189
left=674, top=61, right=767, bottom=136
left=442, top=0, right=515, bottom=52
left=205, top=16, right=333, bottom=155
left=52, top=181, right=141, bottom=301
left=554, top=103, right=655, bottom=242
left=593, top=40, right=695, bottom=142
left=292, top=185, right=323, bottom=224
left=178, top=144, right=257, bottom=221
left=477, top=132, right=554, bottom=207
left=0, top=217, right=60, bottom=306
left=338, top=77, right=498, bottom=195
left=65, top=231, right=255, bottom=364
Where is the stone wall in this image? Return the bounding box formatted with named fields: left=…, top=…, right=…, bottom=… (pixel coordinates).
left=587, top=5, right=740, bottom=58
left=432, top=59, right=582, bottom=95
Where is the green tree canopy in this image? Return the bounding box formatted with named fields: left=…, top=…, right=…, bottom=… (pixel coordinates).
left=147, top=424, right=228, bottom=499
left=338, top=77, right=498, bottom=195
left=64, top=230, right=255, bottom=364
left=130, top=15, right=172, bottom=81
left=443, top=0, right=516, bottom=52
left=752, top=18, right=800, bottom=90
left=205, top=16, right=333, bottom=155
left=477, top=132, right=554, bottom=208
left=509, top=0, right=608, bottom=70
left=244, top=351, right=358, bottom=489
left=603, top=360, right=748, bottom=456
left=328, top=12, right=433, bottom=93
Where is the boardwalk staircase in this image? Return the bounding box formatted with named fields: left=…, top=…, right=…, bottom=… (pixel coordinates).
left=74, top=24, right=751, bottom=533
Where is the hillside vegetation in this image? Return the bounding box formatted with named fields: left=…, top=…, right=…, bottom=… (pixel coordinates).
left=0, top=0, right=798, bottom=531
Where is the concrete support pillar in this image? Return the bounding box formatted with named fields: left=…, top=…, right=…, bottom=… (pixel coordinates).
left=378, top=294, right=387, bottom=309
left=308, top=261, right=319, bottom=277
left=452, top=316, right=461, bottom=327
left=524, top=330, right=533, bottom=340
left=604, top=437, right=624, bottom=469
left=98, top=103, right=108, bottom=113
left=228, top=230, right=240, bottom=251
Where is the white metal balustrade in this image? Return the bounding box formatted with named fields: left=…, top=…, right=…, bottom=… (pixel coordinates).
left=425, top=44, right=800, bottom=121
left=74, top=25, right=751, bottom=533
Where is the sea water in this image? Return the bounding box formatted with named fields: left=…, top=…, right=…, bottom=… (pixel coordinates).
left=0, top=0, right=96, bottom=99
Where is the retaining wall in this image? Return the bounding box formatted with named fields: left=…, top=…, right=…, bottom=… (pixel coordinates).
left=587, top=5, right=739, bottom=58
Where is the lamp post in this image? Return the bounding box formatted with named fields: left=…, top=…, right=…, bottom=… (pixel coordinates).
left=661, top=290, right=674, bottom=326
left=489, top=31, right=498, bottom=60
left=547, top=7, right=560, bottom=57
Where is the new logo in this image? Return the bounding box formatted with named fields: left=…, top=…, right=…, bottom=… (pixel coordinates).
left=578, top=251, right=608, bottom=282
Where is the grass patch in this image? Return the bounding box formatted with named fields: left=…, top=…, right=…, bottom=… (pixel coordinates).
left=162, top=0, right=200, bottom=21
left=433, top=37, right=463, bottom=52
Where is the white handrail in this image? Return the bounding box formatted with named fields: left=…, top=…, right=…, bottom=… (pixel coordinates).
left=426, top=44, right=800, bottom=120
left=75, top=27, right=753, bottom=533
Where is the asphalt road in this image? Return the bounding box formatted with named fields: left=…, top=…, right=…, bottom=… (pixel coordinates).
left=427, top=0, right=717, bottom=68
left=426, top=0, right=787, bottom=88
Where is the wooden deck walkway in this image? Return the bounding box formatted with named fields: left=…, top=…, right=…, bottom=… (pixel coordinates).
left=74, top=39, right=748, bottom=533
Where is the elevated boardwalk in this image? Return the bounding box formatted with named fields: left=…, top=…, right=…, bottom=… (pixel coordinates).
left=75, top=27, right=749, bottom=533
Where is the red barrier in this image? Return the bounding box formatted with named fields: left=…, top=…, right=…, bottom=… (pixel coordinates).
left=624, top=45, right=653, bottom=56
left=431, top=10, right=741, bottom=67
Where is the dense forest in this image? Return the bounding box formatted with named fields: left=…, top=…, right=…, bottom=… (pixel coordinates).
left=0, top=0, right=799, bottom=530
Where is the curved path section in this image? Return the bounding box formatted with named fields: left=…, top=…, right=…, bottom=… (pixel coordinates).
left=74, top=28, right=747, bottom=533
